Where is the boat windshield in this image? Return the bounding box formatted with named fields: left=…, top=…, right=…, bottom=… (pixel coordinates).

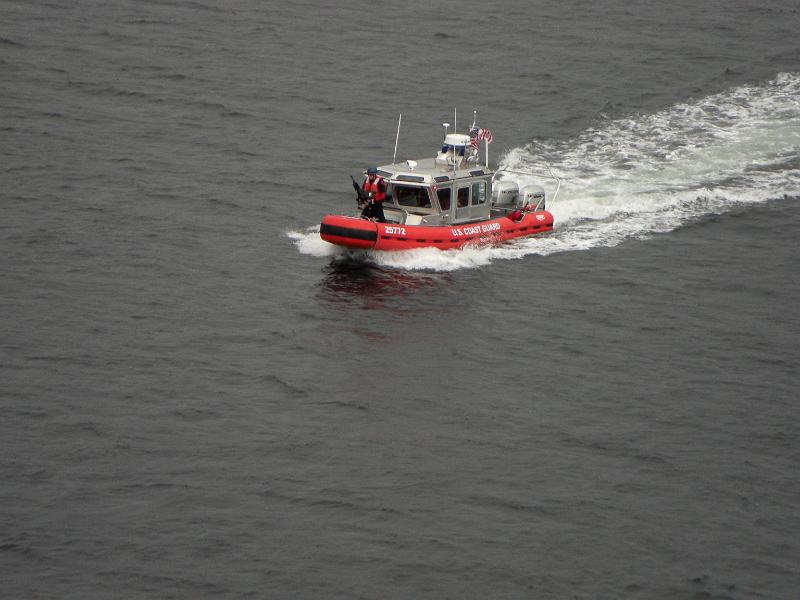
left=393, top=184, right=432, bottom=209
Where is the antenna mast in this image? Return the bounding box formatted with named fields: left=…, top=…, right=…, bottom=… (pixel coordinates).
left=392, top=114, right=402, bottom=164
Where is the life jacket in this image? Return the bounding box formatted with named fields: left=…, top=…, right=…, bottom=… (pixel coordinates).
left=363, top=176, right=386, bottom=202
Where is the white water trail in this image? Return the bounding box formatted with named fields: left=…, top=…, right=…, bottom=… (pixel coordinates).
left=292, top=73, right=800, bottom=270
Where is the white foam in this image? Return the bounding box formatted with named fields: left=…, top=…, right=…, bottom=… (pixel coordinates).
left=287, top=227, right=342, bottom=258
left=291, top=73, right=800, bottom=270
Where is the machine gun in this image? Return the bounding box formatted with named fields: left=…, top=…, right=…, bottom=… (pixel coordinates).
left=350, top=175, right=370, bottom=208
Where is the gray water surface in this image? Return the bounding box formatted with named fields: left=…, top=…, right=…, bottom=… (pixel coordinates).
left=2, top=1, right=799, bottom=598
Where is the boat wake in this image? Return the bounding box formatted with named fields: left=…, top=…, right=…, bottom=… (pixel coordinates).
left=291, top=72, right=800, bottom=271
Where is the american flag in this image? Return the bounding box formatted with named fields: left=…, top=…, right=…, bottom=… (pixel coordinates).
left=469, top=127, right=493, bottom=148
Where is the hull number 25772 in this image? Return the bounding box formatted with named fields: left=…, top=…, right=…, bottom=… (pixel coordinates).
left=384, top=226, right=406, bottom=235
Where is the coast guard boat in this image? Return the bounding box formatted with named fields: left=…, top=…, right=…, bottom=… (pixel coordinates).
left=320, top=112, right=558, bottom=251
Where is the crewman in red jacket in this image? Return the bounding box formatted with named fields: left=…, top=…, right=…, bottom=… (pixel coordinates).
left=361, top=167, right=386, bottom=222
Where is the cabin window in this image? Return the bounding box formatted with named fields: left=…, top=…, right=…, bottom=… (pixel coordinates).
left=437, top=188, right=451, bottom=211
left=393, top=184, right=431, bottom=208
left=457, top=186, right=470, bottom=208
left=471, top=181, right=486, bottom=205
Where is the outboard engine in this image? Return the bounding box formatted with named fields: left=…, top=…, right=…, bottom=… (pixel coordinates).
left=519, top=184, right=546, bottom=210
left=491, top=180, right=519, bottom=207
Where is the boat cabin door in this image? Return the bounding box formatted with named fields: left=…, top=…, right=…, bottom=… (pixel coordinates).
left=454, top=179, right=489, bottom=221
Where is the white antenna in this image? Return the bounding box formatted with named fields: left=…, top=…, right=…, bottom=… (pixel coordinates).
left=452, top=115, right=457, bottom=176
left=472, top=110, right=480, bottom=166
left=392, top=113, right=402, bottom=164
